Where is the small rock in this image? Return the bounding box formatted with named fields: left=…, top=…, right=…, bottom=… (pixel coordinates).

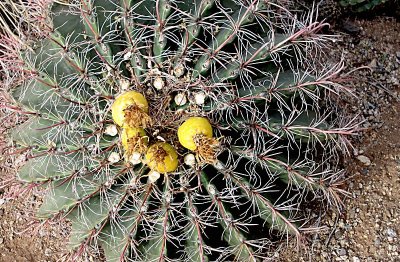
left=357, top=155, right=371, bottom=166
left=338, top=248, right=347, bottom=256
left=369, top=59, right=377, bottom=69
left=387, top=228, right=397, bottom=237
left=0, top=199, right=5, bottom=206
left=396, top=51, right=400, bottom=59
left=374, top=238, right=381, bottom=246
left=342, top=21, right=361, bottom=34
left=353, top=256, right=360, bottom=262
left=335, top=230, right=343, bottom=238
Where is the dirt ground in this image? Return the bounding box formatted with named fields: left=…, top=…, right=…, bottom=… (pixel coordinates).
left=0, top=16, right=399, bottom=262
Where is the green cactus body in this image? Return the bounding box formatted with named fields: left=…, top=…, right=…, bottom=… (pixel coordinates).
left=339, top=0, right=389, bottom=12
left=4, top=0, right=355, bottom=261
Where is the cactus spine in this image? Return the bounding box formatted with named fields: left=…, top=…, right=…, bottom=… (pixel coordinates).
left=1, top=0, right=355, bottom=261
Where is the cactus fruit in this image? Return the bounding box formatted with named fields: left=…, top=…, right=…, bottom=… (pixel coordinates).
left=145, top=142, right=179, bottom=173
left=178, top=117, right=220, bottom=164
left=2, top=0, right=357, bottom=261
left=178, top=117, right=214, bottom=151
left=112, top=91, right=151, bottom=128
left=121, top=127, right=148, bottom=159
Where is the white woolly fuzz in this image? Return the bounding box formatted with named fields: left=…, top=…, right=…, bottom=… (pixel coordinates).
left=108, top=152, right=120, bottom=163
left=214, top=160, right=225, bottom=170
left=119, top=79, right=130, bottom=91
left=174, top=64, right=185, bottom=77
left=174, top=93, right=187, bottom=106
left=153, top=77, right=164, bottom=90
left=129, top=152, right=142, bottom=165
left=184, top=154, right=196, bottom=166
left=104, top=125, right=118, bottom=136
left=123, top=51, right=132, bottom=60
left=148, top=170, right=161, bottom=183
left=194, top=92, right=206, bottom=105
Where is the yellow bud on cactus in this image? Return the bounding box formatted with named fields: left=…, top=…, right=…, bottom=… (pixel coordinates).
left=177, top=117, right=213, bottom=150
left=121, top=127, right=148, bottom=157
left=111, top=91, right=151, bottom=128
left=145, top=142, right=178, bottom=173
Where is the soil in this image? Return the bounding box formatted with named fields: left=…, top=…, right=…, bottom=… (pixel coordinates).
left=0, top=103, right=68, bottom=262
left=0, top=15, right=399, bottom=262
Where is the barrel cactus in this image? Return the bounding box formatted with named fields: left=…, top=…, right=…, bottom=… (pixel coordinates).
left=2, top=0, right=355, bottom=261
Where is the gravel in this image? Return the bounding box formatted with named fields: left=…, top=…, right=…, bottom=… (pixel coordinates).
left=357, top=155, right=371, bottom=166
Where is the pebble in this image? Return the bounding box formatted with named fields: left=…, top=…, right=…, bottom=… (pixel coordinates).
left=374, top=238, right=381, bottom=246
left=369, top=59, right=377, bottom=69
left=342, top=21, right=361, bottom=34
left=357, top=155, right=371, bottom=166
left=387, top=228, right=397, bottom=237
left=338, top=248, right=347, bottom=256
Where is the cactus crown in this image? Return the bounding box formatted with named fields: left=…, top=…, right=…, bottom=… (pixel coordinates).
left=4, top=0, right=355, bottom=261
